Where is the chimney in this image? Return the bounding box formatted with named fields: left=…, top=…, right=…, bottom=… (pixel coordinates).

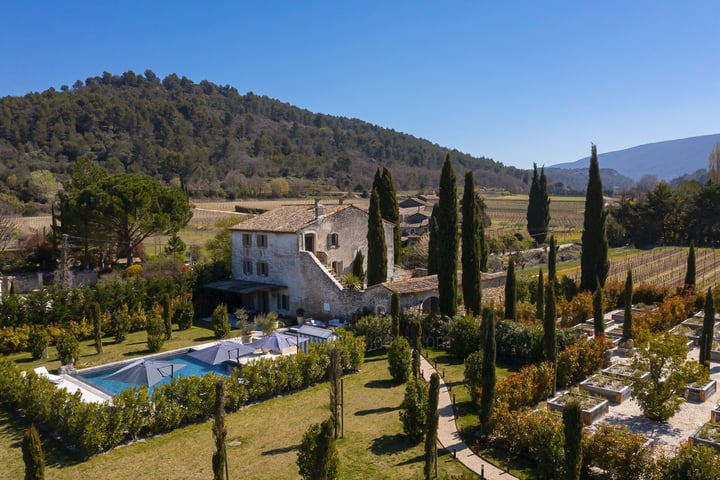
left=314, top=199, right=321, bottom=219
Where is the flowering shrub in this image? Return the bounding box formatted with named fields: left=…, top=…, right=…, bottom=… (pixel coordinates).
left=634, top=294, right=695, bottom=333
left=556, top=337, right=609, bottom=388
left=583, top=423, right=654, bottom=480
left=495, top=361, right=554, bottom=410
left=123, top=263, right=143, bottom=278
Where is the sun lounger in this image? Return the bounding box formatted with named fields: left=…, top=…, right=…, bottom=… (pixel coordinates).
left=33, top=366, right=64, bottom=384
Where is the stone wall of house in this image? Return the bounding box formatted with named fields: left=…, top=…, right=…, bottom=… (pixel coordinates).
left=1, top=270, right=99, bottom=294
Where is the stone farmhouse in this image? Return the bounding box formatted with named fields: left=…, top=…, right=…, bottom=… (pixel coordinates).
left=219, top=200, right=394, bottom=320
left=399, top=194, right=437, bottom=246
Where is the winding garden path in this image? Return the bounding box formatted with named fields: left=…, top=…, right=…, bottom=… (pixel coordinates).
left=420, top=356, right=518, bottom=480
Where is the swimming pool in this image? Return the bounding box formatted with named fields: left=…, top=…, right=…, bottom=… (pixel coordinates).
left=74, top=352, right=233, bottom=397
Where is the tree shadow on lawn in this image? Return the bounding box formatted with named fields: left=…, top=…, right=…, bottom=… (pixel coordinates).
left=262, top=444, right=299, bottom=456
left=369, top=434, right=415, bottom=456
left=355, top=406, right=398, bottom=416
left=193, top=334, right=217, bottom=342
left=396, top=453, right=423, bottom=466
left=364, top=379, right=398, bottom=389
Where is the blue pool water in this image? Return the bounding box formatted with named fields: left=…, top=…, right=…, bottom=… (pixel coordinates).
left=75, top=353, right=233, bottom=397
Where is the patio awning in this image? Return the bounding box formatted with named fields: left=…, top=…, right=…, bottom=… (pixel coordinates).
left=204, top=279, right=286, bottom=295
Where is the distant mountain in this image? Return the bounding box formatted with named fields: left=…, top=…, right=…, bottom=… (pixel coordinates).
left=0, top=70, right=530, bottom=209
left=549, top=134, right=720, bottom=181
left=544, top=167, right=634, bottom=194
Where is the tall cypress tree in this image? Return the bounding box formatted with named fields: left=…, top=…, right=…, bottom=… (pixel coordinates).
left=437, top=154, right=458, bottom=317
left=622, top=269, right=633, bottom=342
left=684, top=243, right=696, bottom=291
left=352, top=250, right=365, bottom=283
left=424, top=372, right=440, bottom=480
left=700, top=287, right=715, bottom=366
left=479, top=307, right=496, bottom=435
left=504, top=258, right=516, bottom=320
left=593, top=284, right=604, bottom=338
left=366, top=187, right=387, bottom=286
left=391, top=290, right=401, bottom=338
left=527, top=163, right=551, bottom=244
left=580, top=144, right=609, bottom=292
left=462, top=171, right=482, bottom=316
left=379, top=168, right=401, bottom=265
left=92, top=302, right=103, bottom=354
left=427, top=205, right=439, bottom=276
left=545, top=280, right=557, bottom=395
left=22, top=424, right=44, bottom=480
left=548, top=235, right=557, bottom=285
left=536, top=268, right=544, bottom=320
left=563, top=400, right=583, bottom=480
left=212, top=380, right=228, bottom=480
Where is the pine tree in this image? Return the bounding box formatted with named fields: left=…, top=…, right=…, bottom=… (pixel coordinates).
left=366, top=187, right=387, bottom=286
left=563, top=400, right=583, bottom=480
left=700, top=288, right=715, bottom=366
left=22, top=423, right=44, bottom=480
left=437, top=154, right=458, bottom=317
left=622, top=269, right=634, bottom=342
left=391, top=290, right=401, bottom=338
left=380, top=168, right=401, bottom=265
left=593, top=284, right=604, bottom=338
left=479, top=307, right=496, bottom=435
left=462, top=171, right=482, bottom=316
left=427, top=206, right=439, bottom=276
left=580, top=144, right=609, bottom=292
left=212, top=380, right=228, bottom=480
left=536, top=269, right=544, bottom=320
left=684, top=243, right=696, bottom=291
left=352, top=250, right=365, bottom=284
left=424, top=372, right=440, bottom=480
left=527, top=163, right=551, bottom=244
left=504, top=258, right=516, bottom=320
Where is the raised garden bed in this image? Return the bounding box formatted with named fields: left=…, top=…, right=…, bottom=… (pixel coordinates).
left=711, top=406, right=720, bottom=423
left=586, top=317, right=614, bottom=329
left=602, top=363, right=650, bottom=382
left=690, top=422, right=720, bottom=452
left=547, top=390, right=609, bottom=425
left=580, top=373, right=633, bottom=404
left=611, top=307, right=646, bottom=324
left=684, top=379, right=717, bottom=403
left=670, top=324, right=702, bottom=346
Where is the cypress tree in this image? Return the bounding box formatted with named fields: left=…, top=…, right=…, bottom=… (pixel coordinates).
left=391, top=290, right=401, bottom=338
left=543, top=280, right=557, bottom=366
left=366, top=187, right=387, bottom=286
left=92, top=302, right=103, bottom=354
left=684, top=243, right=696, bottom=291
left=328, top=347, right=342, bottom=439
left=424, top=372, right=440, bottom=480
left=536, top=269, right=544, bottom=320
left=593, top=284, right=604, bottom=338
left=437, top=154, right=458, bottom=317
left=527, top=163, right=551, bottom=244
left=163, top=293, right=173, bottom=341
left=462, top=171, right=482, bottom=316
left=479, top=307, right=496, bottom=435
left=563, top=400, right=583, bottom=480
left=580, top=144, right=609, bottom=292
left=427, top=206, right=439, bottom=276
left=212, top=379, right=228, bottom=480
left=22, top=423, right=44, bottom=480
left=504, top=258, right=516, bottom=320
left=622, top=269, right=633, bottom=342
left=380, top=168, right=401, bottom=265
left=548, top=235, right=557, bottom=285
left=313, top=418, right=339, bottom=480
left=352, top=250, right=365, bottom=284
left=700, top=288, right=715, bottom=366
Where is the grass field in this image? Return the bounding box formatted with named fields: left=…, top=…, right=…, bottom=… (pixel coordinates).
left=3, top=339, right=476, bottom=479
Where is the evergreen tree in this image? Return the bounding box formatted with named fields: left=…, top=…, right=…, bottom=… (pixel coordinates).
left=580, top=144, right=609, bottom=292
left=400, top=378, right=429, bottom=443
left=366, top=188, right=387, bottom=286
left=164, top=232, right=187, bottom=257
left=543, top=278, right=557, bottom=364
left=548, top=235, right=557, bottom=285
left=328, top=347, right=342, bottom=439
left=700, top=288, right=715, bottom=366
left=352, top=250, right=365, bottom=284
left=479, top=307, right=496, bottom=435
left=22, top=423, right=44, bottom=480
left=622, top=269, right=634, bottom=342
left=379, top=168, right=401, bottom=265
left=211, top=303, right=230, bottom=339
left=212, top=380, right=228, bottom=480
left=563, top=400, right=583, bottom=480
left=391, top=290, right=401, bottom=338
left=504, top=258, right=516, bottom=320
left=146, top=303, right=166, bottom=352
left=92, top=301, right=103, bottom=354
left=536, top=269, right=544, bottom=320
left=685, top=243, right=696, bottom=291
left=387, top=337, right=412, bottom=383
left=593, top=284, right=604, bottom=338
left=162, top=293, right=174, bottom=341
left=424, top=372, right=440, bottom=480
left=427, top=206, right=439, bottom=276
left=527, top=163, right=551, bottom=244
left=437, top=154, right=458, bottom=317
left=462, top=171, right=482, bottom=316
left=297, top=418, right=339, bottom=480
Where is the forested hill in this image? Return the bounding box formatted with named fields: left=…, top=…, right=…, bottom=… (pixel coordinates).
left=0, top=70, right=529, bottom=204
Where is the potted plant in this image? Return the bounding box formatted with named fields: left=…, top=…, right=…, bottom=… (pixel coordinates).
left=296, top=307, right=305, bottom=325
left=235, top=308, right=254, bottom=343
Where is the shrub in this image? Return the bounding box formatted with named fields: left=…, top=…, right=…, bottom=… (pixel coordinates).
left=113, top=304, right=131, bottom=343
left=556, top=337, right=609, bottom=388
left=399, top=377, right=428, bottom=443
left=0, top=325, right=30, bottom=354
left=559, top=291, right=593, bottom=327
left=27, top=327, right=49, bottom=360
left=495, top=362, right=554, bottom=410
left=211, top=304, right=230, bottom=339
left=344, top=315, right=391, bottom=351
left=387, top=337, right=412, bottom=383
left=123, top=264, right=143, bottom=278
left=55, top=330, right=80, bottom=365
left=666, top=441, right=720, bottom=480
left=464, top=350, right=483, bottom=405
left=173, top=295, right=194, bottom=330
left=447, top=315, right=480, bottom=359
left=583, top=423, right=654, bottom=480
left=146, top=304, right=165, bottom=353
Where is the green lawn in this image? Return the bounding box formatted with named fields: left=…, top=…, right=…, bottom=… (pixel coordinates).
left=2, top=349, right=477, bottom=479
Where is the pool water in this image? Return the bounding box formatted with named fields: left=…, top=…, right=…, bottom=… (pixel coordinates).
left=75, top=353, right=233, bottom=397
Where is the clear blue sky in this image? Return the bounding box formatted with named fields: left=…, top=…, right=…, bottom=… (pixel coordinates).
left=2, top=1, right=718, bottom=170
